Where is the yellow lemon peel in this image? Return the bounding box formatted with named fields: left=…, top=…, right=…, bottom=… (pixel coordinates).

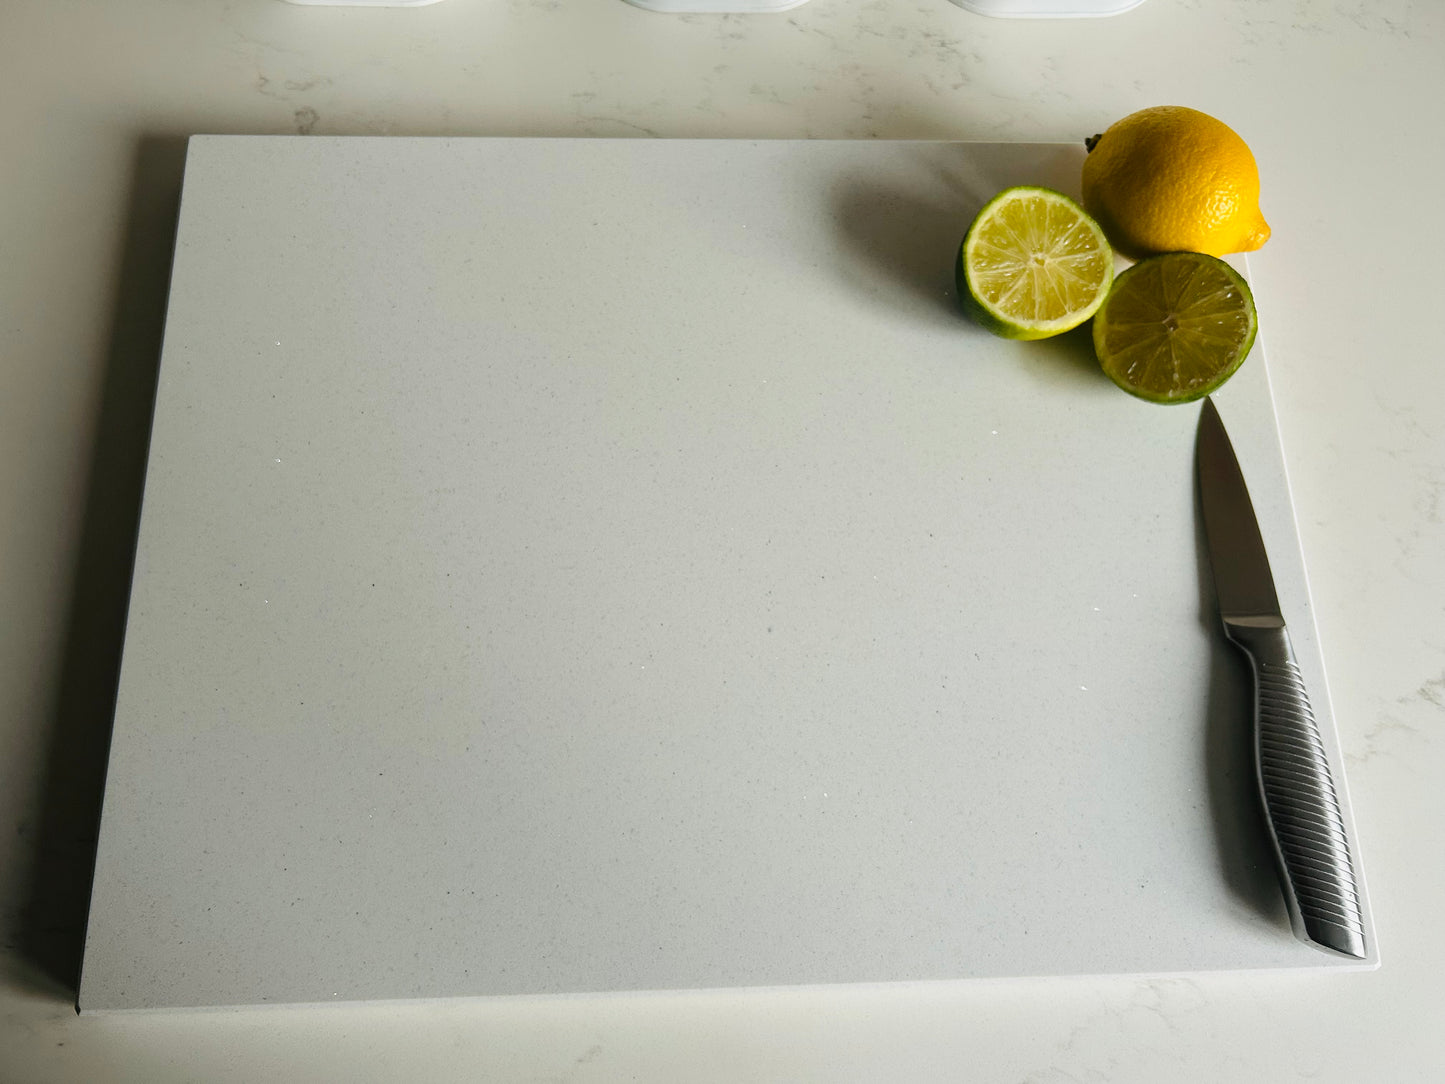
left=1081, top=106, right=1270, bottom=259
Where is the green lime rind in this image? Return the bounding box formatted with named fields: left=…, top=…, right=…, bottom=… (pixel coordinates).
left=958, top=185, right=1114, bottom=342
left=1092, top=252, right=1258, bottom=405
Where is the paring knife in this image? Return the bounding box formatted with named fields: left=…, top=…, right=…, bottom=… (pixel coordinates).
left=1196, top=397, right=1366, bottom=959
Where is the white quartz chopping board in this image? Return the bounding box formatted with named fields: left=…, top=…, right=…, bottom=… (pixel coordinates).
left=78, top=136, right=1376, bottom=1011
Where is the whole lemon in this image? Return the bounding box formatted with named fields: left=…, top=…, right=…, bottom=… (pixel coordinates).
left=1081, top=106, right=1270, bottom=259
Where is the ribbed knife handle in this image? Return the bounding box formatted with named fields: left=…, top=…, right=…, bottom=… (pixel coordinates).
left=1224, top=619, right=1367, bottom=959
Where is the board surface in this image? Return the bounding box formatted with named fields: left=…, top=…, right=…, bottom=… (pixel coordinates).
left=78, top=137, right=1375, bottom=1011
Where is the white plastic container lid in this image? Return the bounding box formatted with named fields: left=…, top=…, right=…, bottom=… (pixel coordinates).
left=284, top=0, right=446, bottom=6
left=949, top=0, right=1146, bottom=15
left=623, top=0, right=810, bottom=10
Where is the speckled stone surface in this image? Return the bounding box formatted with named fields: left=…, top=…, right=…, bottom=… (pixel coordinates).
left=77, top=136, right=1373, bottom=1011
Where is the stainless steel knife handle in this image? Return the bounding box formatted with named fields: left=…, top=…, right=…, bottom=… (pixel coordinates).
left=1223, top=617, right=1367, bottom=959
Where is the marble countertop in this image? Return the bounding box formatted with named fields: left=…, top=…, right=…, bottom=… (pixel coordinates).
left=2, top=0, right=1441, bottom=1079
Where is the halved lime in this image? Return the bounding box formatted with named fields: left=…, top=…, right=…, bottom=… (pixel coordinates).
left=1092, top=251, right=1258, bottom=404
left=957, top=186, right=1114, bottom=341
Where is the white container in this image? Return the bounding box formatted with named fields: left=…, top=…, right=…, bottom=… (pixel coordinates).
left=624, top=0, right=809, bottom=10
left=949, top=0, right=1146, bottom=15
left=284, top=0, right=445, bottom=6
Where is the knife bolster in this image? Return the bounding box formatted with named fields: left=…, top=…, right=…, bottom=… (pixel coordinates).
left=1221, top=613, right=1286, bottom=631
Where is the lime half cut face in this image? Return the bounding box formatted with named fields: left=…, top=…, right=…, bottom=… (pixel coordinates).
left=1092, top=251, right=1258, bottom=404
left=958, top=186, right=1114, bottom=341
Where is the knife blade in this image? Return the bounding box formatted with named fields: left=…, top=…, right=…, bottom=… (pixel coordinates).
left=1196, top=397, right=1366, bottom=959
